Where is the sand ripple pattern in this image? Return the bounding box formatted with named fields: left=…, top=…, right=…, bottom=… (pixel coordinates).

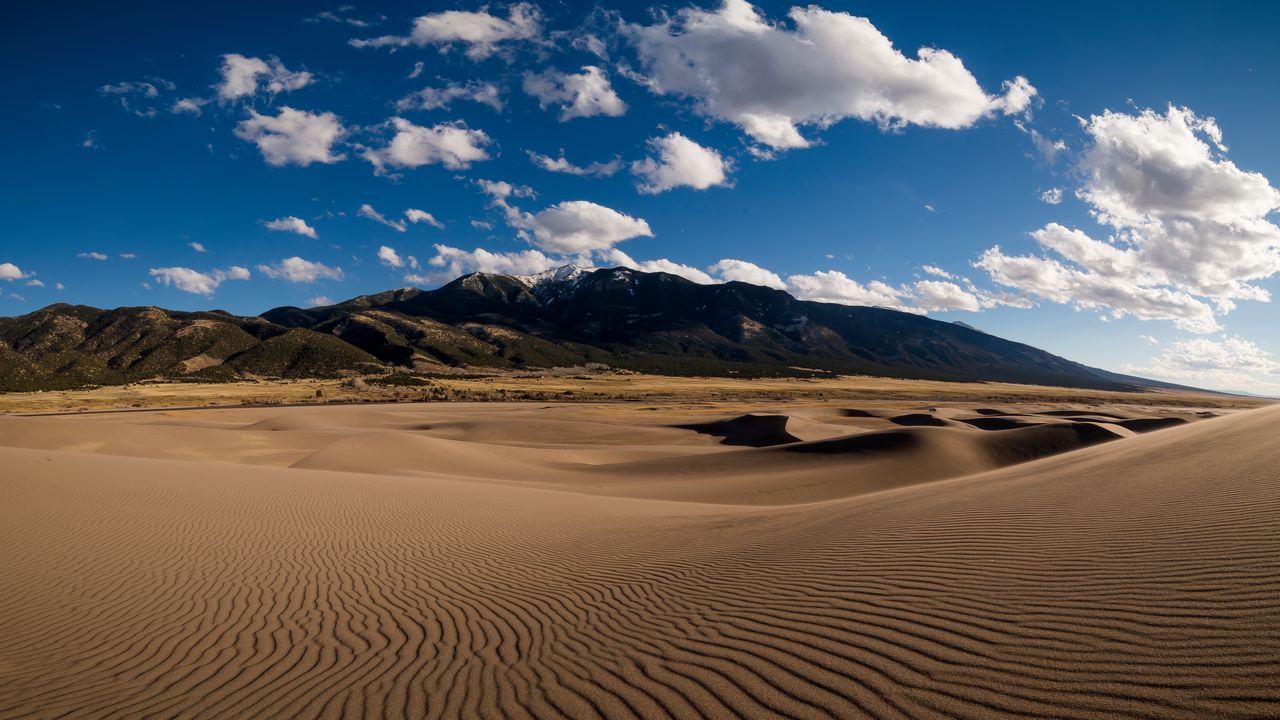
left=1, top=405, right=1279, bottom=719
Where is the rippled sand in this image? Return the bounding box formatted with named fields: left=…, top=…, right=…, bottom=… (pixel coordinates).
left=1, top=401, right=1277, bottom=718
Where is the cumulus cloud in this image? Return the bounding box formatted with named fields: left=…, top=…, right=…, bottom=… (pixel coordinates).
left=359, top=203, right=407, bottom=232
left=475, top=181, right=652, bottom=257
left=921, top=264, right=954, bottom=279
left=378, top=245, right=405, bottom=268
left=1123, top=336, right=1280, bottom=395
left=308, top=295, right=335, bottom=307
left=601, top=249, right=714, bottom=283
left=524, top=65, right=626, bottom=121
left=264, top=216, right=319, bottom=238
left=234, top=107, right=345, bottom=166
left=189, top=241, right=208, bottom=253
left=149, top=265, right=250, bottom=296
left=351, top=3, right=541, bottom=59
left=77, top=252, right=108, bottom=261
left=217, top=54, right=313, bottom=103
left=404, top=208, right=445, bottom=229
left=978, top=105, right=1280, bottom=333
left=525, top=201, right=653, bottom=255
left=0, top=263, right=28, bottom=281
left=171, top=97, right=211, bottom=115
left=627, top=0, right=1036, bottom=148
left=786, top=269, right=998, bottom=313
left=1039, top=187, right=1064, bottom=204
left=708, top=258, right=786, bottom=289
left=527, top=150, right=621, bottom=177
left=423, top=244, right=558, bottom=281
left=257, top=256, right=344, bottom=283
left=362, top=118, right=490, bottom=174
left=26, top=279, right=44, bottom=288
left=786, top=270, right=914, bottom=309
left=396, top=81, right=503, bottom=112
left=911, top=279, right=982, bottom=312
left=632, top=132, right=731, bottom=194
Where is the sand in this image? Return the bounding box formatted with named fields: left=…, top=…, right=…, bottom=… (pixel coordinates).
left=1, top=399, right=1277, bottom=718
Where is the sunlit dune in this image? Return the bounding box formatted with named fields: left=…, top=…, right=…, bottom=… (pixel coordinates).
left=2, top=398, right=1278, bottom=718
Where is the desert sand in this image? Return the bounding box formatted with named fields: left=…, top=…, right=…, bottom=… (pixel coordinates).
left=1, top=397, right=1278, bottom=718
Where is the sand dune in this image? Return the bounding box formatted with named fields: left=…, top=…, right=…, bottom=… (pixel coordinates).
left=1, top=400, right=1277, bottom=718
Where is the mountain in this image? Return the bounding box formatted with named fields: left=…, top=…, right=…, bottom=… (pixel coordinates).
left=0, top=266, right=1190, bottom=392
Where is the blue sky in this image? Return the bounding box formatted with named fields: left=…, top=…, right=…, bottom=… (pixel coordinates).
left=3, top=1, right=1279, bottom=392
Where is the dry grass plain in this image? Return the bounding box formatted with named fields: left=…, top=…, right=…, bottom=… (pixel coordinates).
left=0, top=371, right=1268, bottom=415
left=1, top=377, right=1277, bottom=718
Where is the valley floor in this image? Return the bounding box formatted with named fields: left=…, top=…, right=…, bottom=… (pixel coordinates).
left=1, top=397, right=1278, bottom=718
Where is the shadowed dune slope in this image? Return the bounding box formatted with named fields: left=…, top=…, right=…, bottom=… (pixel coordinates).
left=1, top=403, right=1278, bottom=718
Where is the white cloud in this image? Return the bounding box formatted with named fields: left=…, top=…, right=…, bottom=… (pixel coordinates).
left=26, top=279, right=44, bottom=288
left=308, top=295, right=335, bottom=307
left=1039, top=187, right=1064, bottom=204
left=921, top=264, right=954, bottom=279
left=602, top=249, right=714, bottom=283
left=408, top=62, right=424, bottom=79
left=924, top=204, right=937, bottom=213
left=378, top=245, right=405, bottom=268
left=424, top=244, right=558, bottom=280
left=396, top=81, right=503, bottom=112
left=527, top=151, right=621, bottom=177
left=171, top=97, right=210, bottom=115
left=708, top=258, right=786, bottom=289
left=234, top=107, right=345, bottom=166
left=189, top=241, right=207, bottom=253
left=474, top=181, right=651, bottom=258
left=359, top=203, right=407, bottom=232
left=307, top=7, right=384, bottom=27
left=0, top=263, right=28, bottom=281
left=99, top=80, right=167, bottom=117
left=119, top=253, right=137, bottom=260
left=351, top=3, right=541, bottom=59
left=217, top=54, right=313, bottom=103
left=526, top=201, right=653, bottom=255
left=77, top=252, right=108, bottom=261
left=1140, top=334, right=1160, bottom=345
left=362, top=118, right=490, bottom=174
left=1016, top=121, right=1067, bottom=163
left=8, top=293, right=24, bottom=302
left=404, top=208, right=445, bottom=229
left=787, top=270, right=913, bottom=310
left=632, top=132, right=731, bottom=194
left=149, top=265, right=250, bottom=296
left=1123, top=336, right=1280, bottom=395
left=628, top=0, right=1035, bottom=149
left=476, top=178, right=537, bottom=202
left=785, top=269, right=997, bottom=313
left=978, top=106, right=1280, bottom=333
left=911, top=279, right=981, bottom=312
left=264, top=216, right=319, bottom=239
left=257, top=256, right=344, bottom=283
left=523, top=65, right=626, bottom=121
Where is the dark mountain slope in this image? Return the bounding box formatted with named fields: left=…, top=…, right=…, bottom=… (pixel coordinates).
left=1, top=266, right=1196, bottom=392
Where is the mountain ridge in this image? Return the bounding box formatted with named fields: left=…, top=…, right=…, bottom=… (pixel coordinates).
left=0, top=265, right=1200, bottom=393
